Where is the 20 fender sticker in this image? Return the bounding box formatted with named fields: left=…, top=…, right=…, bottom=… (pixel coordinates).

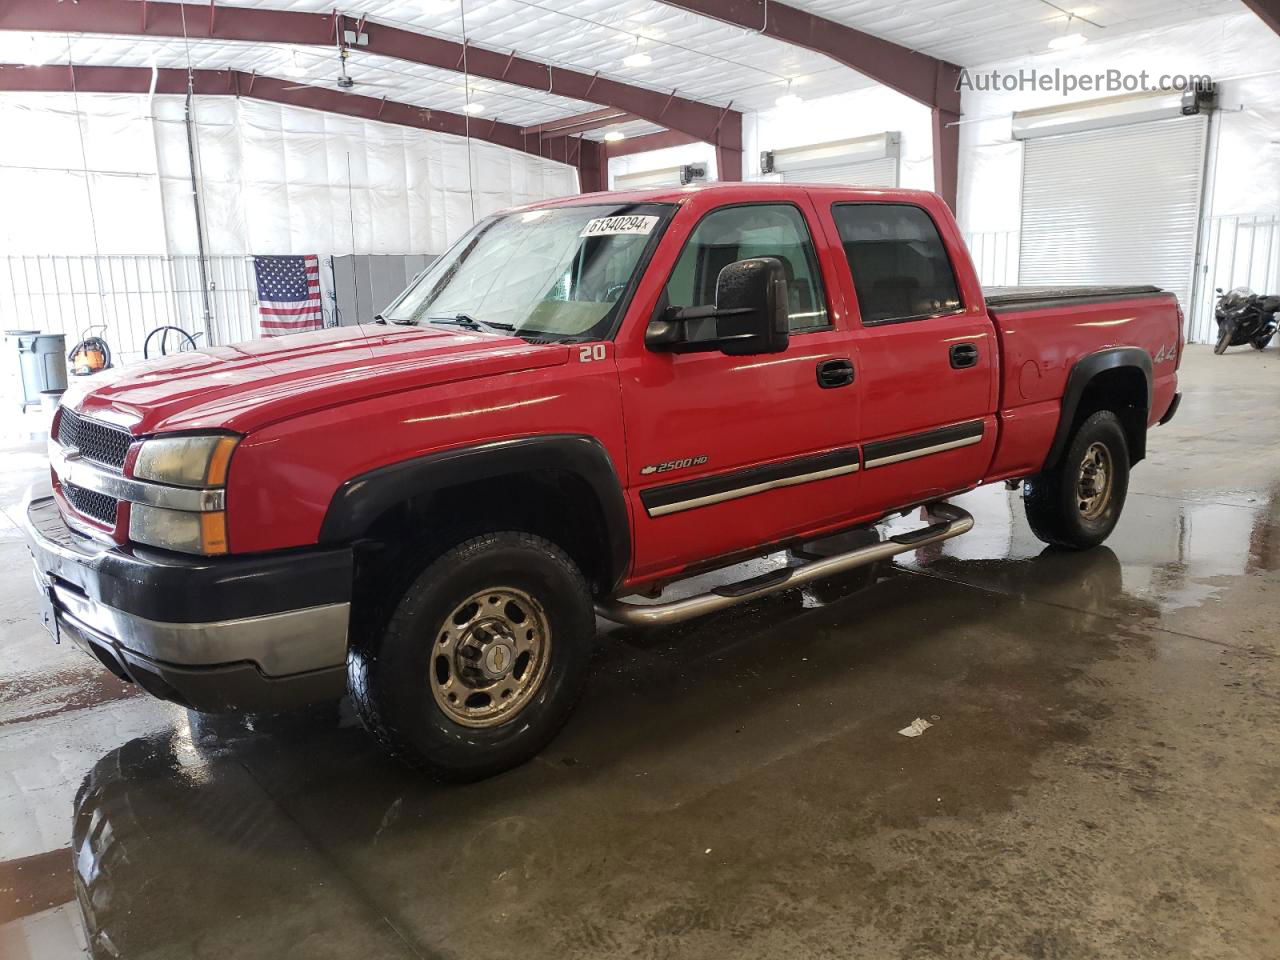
left=579, top=215, right=659, bottom=238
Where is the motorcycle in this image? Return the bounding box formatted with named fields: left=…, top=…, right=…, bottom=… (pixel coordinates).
left=1213, top=286, right=1280, bottom=355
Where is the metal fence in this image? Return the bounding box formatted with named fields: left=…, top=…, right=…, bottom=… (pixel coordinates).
left=1189, top=214, right=1280, bottom=344
left=963, top=231, right=1020, bottom=288
left=0, top=255, right=260, bottom=365
left=0, top=253, right=436, bottom=367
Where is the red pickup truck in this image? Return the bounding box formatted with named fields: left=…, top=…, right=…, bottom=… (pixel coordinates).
left=24, top=183, right=1182, bottom=778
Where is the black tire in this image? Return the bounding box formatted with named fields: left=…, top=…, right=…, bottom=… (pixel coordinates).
left=1214, top=321, right=1234, bottom=354
left=1250, top=333, right=1273, bottom=350
left=347, top=531, right=594, bottom=780
left=1023, top=410, right=1130, bottom=550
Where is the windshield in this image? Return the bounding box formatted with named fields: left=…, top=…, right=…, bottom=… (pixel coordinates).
left=383, top=202, right=673, bottom=340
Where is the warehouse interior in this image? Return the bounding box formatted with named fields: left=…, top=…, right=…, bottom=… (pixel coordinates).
left=2, top=1, right=1280, bottom=957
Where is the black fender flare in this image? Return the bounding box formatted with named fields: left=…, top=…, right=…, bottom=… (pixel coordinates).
left=1044, top=347, right=1152, bottom=469
left=320, top=434, right=631, bottom=591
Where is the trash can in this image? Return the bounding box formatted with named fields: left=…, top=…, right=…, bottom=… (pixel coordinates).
left=5, top=329, right=40, bottom=411
left=11, top=331, right=68, bottom=410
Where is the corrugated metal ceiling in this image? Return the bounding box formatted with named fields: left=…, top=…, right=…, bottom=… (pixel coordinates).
left=0, top=0, right=1244, bottom=139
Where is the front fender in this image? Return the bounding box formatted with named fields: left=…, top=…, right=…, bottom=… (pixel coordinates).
left=319, top=434, right=631, bottom=590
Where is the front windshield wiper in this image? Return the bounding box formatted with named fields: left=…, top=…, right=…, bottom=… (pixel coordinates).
left=424, top=314, right=519, bottom=334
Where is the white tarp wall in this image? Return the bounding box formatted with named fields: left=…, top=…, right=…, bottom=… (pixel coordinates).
left=0, top=92, right=579, bottom=257
left=606, top=84, right=935, bottom=190
left=957, top=12, right=1280, bottom=338
left=744, top=86, right=934, bottom=188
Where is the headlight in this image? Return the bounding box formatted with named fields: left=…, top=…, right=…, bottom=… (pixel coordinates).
left=129, top=434, right=237, bottom=555
left=133, top=435, right=238, bottom=487
left=129, top=503, right=229, bottom=556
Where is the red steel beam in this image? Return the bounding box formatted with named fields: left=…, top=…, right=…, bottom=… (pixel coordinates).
left=1241, top=0, right=1280, bottom=36
left=0, top=63, right=603, bottom=187
left=521, top=107, right=636, bottom=138
left=656, top=0, right=960, bottom=112
left=655, top=0, right=961, bottom=206
left=603, top=129, right=700, bottom=158
left=0, top=0, right=742, bottom=153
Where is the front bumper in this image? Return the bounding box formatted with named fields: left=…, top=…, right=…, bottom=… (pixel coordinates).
left=22, top=493, right=353, bottom=712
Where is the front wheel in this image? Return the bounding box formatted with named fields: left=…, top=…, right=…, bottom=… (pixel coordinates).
left=1023, top=410, right=1130, bottom=550
left=347, top=531, right=595, bottom=780
left=1214, top=321, right=1234, bottom=354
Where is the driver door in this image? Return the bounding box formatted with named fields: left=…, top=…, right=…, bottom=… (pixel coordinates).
left=616, top=197, right=861, bottom=583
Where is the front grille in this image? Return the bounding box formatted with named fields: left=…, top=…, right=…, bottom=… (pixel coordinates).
left=57, top=408, right=132, bottom=470
left=63, top=483, right=120, bottom=526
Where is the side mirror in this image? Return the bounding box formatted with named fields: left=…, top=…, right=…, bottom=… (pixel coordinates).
left=646, top=257, right=790, bottom=355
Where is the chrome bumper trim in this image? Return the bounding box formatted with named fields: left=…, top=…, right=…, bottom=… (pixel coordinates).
left=36, top=571, right=349, bottom=677
left=50, top=445, right=225, bottom=513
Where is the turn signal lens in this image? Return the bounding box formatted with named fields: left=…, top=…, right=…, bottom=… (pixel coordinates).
left=205, top=436, right=238, bottom=486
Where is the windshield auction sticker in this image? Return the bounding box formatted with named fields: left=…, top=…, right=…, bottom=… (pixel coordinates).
left=579, top=215, right=659, bottom=238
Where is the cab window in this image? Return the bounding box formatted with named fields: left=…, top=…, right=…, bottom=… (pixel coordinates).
left=832, top=204, right=963, bottom=325
left=665, top=204, right=830, bottom=332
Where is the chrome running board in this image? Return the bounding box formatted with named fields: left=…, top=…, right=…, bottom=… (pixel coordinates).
left=595, top=502, right=973, bottom=627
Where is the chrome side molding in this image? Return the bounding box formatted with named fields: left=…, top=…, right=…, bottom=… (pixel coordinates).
left=595, top=502, right=973, bottom=627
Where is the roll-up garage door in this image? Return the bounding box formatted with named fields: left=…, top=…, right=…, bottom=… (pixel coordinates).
left=1019, top=115, right=1208, bottom=310
left=767, top=133, right=900, bottom=188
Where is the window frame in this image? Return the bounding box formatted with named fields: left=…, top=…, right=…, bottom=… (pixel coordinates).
left=830, top=201, right=967, bottom=328
left=653, top=200, right=834, bottom=336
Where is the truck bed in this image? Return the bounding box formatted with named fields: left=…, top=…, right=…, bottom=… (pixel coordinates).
left=985, top=284, right=1165, bottom=312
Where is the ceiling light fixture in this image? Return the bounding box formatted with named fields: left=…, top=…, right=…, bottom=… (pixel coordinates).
left=623, top=52, right=652, bottom=68
left=776, top=79, right=802, bottom=109
left=1048, top=12, right=1089, bottom=51
left=22, top=35, right=50, bottom=67
left=1048, top=32, right=1088, bottom=50
left=464, top=102, right=485, bottom=114
left=604, top=130, right=626, bottom=142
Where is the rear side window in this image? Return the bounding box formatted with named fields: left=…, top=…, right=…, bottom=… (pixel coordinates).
left=832, top=204, right=962, bottom=325
left=665, top=204, right=829, bottom=332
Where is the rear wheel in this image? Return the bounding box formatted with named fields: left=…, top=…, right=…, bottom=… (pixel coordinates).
left=1023, top=410, right=1130, bottom=550
left=347, top=531, right=594, bottom=780
left=1250, top=332, right=1273, bottom=350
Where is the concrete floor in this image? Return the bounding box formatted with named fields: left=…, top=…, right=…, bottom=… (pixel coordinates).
left=2, top=345, right=1279, bottom=960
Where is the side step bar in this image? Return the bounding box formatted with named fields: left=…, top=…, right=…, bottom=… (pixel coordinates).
left=595, top=502, right=973, bottom=627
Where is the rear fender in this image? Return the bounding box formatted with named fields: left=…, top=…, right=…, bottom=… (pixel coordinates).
left=1044, top=347, right=1152, bottom=470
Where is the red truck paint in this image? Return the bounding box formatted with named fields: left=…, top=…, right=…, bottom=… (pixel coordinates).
left=56, top=183, right=1181, bottom=587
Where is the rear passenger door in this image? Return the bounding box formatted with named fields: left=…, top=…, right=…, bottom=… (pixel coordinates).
left=819, top=200, right=998, bottom=516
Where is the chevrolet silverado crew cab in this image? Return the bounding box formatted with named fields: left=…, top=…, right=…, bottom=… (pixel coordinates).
left=23, top=183, right=1182, bottom=779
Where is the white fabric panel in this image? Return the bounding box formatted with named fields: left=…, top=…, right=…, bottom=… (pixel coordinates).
left=0, top=92, right=578, bottom=257
left=1019, top=116, right=1208, bottom=310
left=780, top=156, right=898, bottom=187
left=745, top=87, right=933, bottom=189
left=608, top=141, right=717, bottom=189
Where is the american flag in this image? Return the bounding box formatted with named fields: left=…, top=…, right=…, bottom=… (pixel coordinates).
left=253, top=254, right=324, bottom=336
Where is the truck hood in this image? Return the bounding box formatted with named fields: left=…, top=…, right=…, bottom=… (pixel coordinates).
left=65, top=324, right=569, bottom=435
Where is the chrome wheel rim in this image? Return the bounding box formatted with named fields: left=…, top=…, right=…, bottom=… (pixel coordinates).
left=430, top=587, right=552, bottom=728
left=1076, top=442, right=1113, bottom=521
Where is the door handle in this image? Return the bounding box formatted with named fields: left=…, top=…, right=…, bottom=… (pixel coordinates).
left=817, top=357, right=855, bottom=388
left=949, top=343, right=979, bottom=369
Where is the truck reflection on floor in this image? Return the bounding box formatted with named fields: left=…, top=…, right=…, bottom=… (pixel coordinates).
left=69, top=543, right=1141, bottom=960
